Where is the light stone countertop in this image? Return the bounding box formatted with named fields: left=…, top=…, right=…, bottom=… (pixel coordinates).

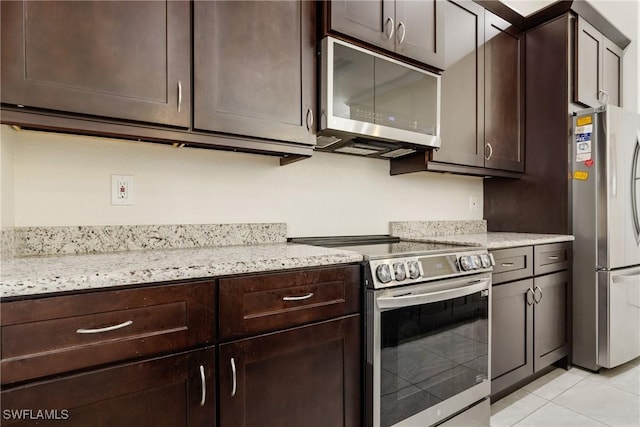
left=406, top=232, right=574, bottom=249
left=0, top=243, right=363, bottom=299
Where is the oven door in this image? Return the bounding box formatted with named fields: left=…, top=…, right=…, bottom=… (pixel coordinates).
left=366, top=273, right=491, bottom=427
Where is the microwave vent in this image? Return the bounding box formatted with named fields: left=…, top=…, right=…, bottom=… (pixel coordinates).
left=316, top=135, right=343, bottom=148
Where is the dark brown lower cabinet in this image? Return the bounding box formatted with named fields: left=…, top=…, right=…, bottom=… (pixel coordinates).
left=491, top=271, right=569, bottom=395
left=218, top=315, right=361, bottom=427
left=0, top=347, right=216, bottom=426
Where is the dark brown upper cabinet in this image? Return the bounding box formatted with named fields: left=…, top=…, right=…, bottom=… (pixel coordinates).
left=432, top=0, right=485, bottom=169
left=0, top=1, right=191, bottom=128
left=391, top=3, right=524, bottom=177
left=483, top=12, right=524, bottom=172
left=327, top=0, right=445, bottom=69
left=575, top=16, right=623, bottom=108
left=194, top=1, right=316, bottom=145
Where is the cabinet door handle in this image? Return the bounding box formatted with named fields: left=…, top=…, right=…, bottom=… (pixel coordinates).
left=306, top=108, right=314, bottom=132
left=485, top=142, right=493, bottom=160
left=178, top=81, right=183, bottom=113
left=548, top=255, right=560, bottom=261
left=283, top=292, right=314, bottom=301
left=501, top=262, right=514, bottom=267
left=384, top=16, right=395, bottom=40
left=230, top=357, right=237, bottom=397
left=76, top=320, right=133, bottom=334
left=598, top=89, right=609, bottom=106
left=534, top=286, right=543, bottom=304
left=397, top=21, right=406, bottom=44
left=526, top=288, right=535, bottom=305
left=199, top=365, right=206, bottom=406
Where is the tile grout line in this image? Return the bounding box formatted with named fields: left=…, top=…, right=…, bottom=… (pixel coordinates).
left=490, top=390, right=551, bottom=427
left=548, top=375, right=618, bottom=427
left=508, top=400, right=554, bottom=427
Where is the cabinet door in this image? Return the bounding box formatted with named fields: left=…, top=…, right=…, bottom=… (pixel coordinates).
left=1, top=347, right=216, bottom=426
left=576, top=17, right=602, bottom=107
left=432, top=0, right=484, bottom=167
left=194, top=1, right=315, bottom=145
left=491, top=279, right=534, bottom=395
left=329, top=0, right=395, bottom=52
left=533, top=271, right=569, bottom=371
left=219, top=315, right=360, bottom=427
left=395, top=0, right=444, bottom=67
left=0, top=1, right=190, bottom=127
left=575, top=17, right=623, bottom=108
left=484, top=12, right=524, bottom=172
left=602, top=38, right=622, bottom=107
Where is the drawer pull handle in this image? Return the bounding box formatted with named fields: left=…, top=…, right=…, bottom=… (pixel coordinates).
left=282, top=293, right=314, bottom=301
left=534, top=286, right=543, bottom=304
left=548, top=255, right=560, bottom=260
left=76, top=320, right=133, bottom=334
left=199, top=365, right=206, bottom=406
left=231, top=357, right=237, bottom=397
left=501, top=263, right=514, bottom=267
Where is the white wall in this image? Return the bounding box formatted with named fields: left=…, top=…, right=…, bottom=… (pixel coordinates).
left=0, top=127, right=15, bottom=229
left=0, top=126, right=483, bottom=236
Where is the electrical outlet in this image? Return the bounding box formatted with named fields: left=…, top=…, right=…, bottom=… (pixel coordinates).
left=112, top=175, right=134, bottom=205
left=469, top=196, right=478, bottom=212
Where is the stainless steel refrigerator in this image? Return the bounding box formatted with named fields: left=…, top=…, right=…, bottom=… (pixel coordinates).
left=571, top=105, right=640, bottom=371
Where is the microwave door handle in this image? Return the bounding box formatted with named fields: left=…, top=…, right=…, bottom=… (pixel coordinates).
left=376, top=279, right=490, bottom=309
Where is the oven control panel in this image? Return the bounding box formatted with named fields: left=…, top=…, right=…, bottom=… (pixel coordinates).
left=368, top=250, right=494, bottom=289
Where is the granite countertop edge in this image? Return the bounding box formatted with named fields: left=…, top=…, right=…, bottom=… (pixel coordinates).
left=405, top=232, right=575, bottom=249
left=0, top=243, right=364, bottom=299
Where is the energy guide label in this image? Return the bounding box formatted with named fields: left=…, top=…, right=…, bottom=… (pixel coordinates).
left=575, top=123, right=592, bottom=162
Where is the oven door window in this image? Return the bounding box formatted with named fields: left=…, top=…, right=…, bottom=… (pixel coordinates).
left=379, top=290, right=488, bottom=427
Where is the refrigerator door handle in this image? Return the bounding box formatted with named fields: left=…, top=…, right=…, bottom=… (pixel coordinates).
left=611, top=132, right=618, bottom=197
left=632, top=136, right=640, bottom=245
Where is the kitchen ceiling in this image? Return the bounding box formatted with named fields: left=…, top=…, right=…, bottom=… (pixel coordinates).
left=500, top=0, right=559, bottom=16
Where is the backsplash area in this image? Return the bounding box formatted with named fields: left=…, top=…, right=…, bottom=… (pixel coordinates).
left=2, top=223, right=286, bottom=257
left=390, top=220, right=487, bottom=239
left=1, top=220, right=489, bottom=258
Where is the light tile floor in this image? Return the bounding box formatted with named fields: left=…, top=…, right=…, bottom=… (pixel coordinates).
left=490, top=357, right=640, bottom=427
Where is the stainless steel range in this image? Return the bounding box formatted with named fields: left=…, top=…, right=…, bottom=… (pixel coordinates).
left=291, top=236, right=493, bottom=427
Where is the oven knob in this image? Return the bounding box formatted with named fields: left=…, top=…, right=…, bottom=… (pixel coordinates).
left=393, top=263, right=407, bottom=281
left=376, top=264, right=393, bottom=284
left=459, top=256, right=473, bottom=271
left=407, top=261, right=421, bottom=279
left=472, top=255, right=482, bottom=269
left=480, top=253, right=492, bottom=268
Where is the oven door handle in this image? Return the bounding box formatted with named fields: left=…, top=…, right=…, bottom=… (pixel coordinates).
left=376, top=279, right=490, bottom=309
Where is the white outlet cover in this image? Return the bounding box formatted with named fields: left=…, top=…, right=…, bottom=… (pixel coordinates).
left=469, top=196, right=478, bottom=212
left=111, top=175, right=134, bottom=206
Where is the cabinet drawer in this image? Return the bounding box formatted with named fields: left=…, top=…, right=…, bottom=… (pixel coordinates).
left=534, top=242, right=571, bottom=275
left=491, top=246, right=533, bottom=285
left=219, top=265, right=360, bottom=341
left=1, top=281, right=215, bottom=385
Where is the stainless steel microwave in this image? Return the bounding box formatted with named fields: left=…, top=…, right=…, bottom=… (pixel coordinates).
left=317, top=37, right=441, bottom=159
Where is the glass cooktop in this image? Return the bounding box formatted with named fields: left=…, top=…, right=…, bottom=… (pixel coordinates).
left=289, top=235, right=479, bottom=260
